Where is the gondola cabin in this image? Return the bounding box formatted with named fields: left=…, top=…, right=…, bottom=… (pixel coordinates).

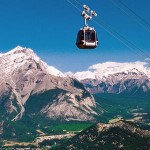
left=76, top=27, right=98, bottom=49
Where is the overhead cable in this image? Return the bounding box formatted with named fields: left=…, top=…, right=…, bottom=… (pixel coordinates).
left=66, top=0, right=150, bottom=63
left=110, top=0, right=150, bottom=32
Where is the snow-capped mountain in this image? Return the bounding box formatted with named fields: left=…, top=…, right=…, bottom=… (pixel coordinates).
left=67, top=62, right=150, bottom=95
left=0, top=46, right=102, bottom=122
left=68, top=61, right=150, bottom=80
left=0, top=46, right=64, bottom=80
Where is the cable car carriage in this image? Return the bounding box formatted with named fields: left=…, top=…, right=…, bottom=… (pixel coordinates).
left=76, top=5, right=98, bottom=49
left=76, top=26, right=98, bottom=49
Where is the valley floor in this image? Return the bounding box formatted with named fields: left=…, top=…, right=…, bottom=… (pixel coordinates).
left=1, top=94, right=150, bottom=149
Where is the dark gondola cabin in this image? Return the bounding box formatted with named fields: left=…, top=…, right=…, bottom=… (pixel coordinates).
left=76, top=27, right=98, bottom=49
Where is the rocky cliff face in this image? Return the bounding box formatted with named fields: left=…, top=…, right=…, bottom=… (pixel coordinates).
left=59, top=120, right=150, bottom=150
left=0, top=46, right=102, bottom=122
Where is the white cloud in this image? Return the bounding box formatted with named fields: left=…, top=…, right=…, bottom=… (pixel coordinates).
left=145, top=57, right=150, bottom=61
left=89, top=61, right=149, bottom=76
left=73, top=61, right=150, bottom=80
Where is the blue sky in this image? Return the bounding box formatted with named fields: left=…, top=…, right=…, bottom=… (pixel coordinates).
left=0, top=0, right=150, bottom=72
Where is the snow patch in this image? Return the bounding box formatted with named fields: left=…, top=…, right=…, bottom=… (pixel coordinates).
left=74, top=71, right=96, bottom=80
left=65, top=71, right=74, bottom=77
left=47, top=66, right=65, bottom=77
left=0, top=53, right=3, bottom=57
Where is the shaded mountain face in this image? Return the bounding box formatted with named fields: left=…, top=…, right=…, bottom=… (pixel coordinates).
left=0, top=46, right=102, bottom=123
left=59, top=120, right=150, bottom=150
left=79, top=69, right=150, bottom=96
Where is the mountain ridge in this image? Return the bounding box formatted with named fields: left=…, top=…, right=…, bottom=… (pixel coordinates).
left=66, top=62, right=150, bottom=95
left=66, top=61, right=150, bottom=80
left=81, top=70, right=150, bottom=95
left=58, top=120, right=150, bottom=150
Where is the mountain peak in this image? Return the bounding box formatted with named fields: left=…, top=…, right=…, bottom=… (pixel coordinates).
left=14, top=45, right=25, bottom=50
left=6, top=46, right=34, bottom=56
left=0, top=46, right=65, bottom=79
